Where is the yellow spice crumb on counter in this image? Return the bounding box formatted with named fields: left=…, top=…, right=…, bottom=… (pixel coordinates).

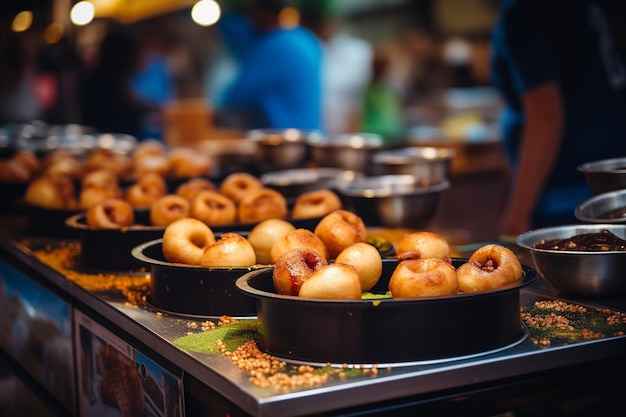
left=31, top=241, right=150, bottom=305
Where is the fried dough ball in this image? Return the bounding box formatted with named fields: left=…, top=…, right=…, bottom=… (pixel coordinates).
left=0, top=159, right=31, bottom=182
left=395, top=231, right=450, bottom=261
left=175, top=177, right=216, bottom=202
left=219, top=172, right=263, bottom=203
left=299, top=263, right=362, bottom=300
left=81, top=168, right=119, bottom=190
left=270, top=228, right=328, bottom=263
left=456, top=244, right=523, bottom=293
left=335, top=242, right=383, bottom=291
left=162, top=217, right=216, bottom=265
left=41, top=153, right=82, bottom=179
left=82, top=148, right=130, bottom=177
left=314, top=209, right=367, bottom=259
left=291, top=189, right=343, bottom=219
left=140, top=171, right=168, bottom=192
left=190, top=190, right=237, bottom=225
left=200, top=232, right=256, bottom=267
left=85, top=198, right=135, bottom=229
left=133, top=139, right=167, bottom=161
left=24, top=173, right=78, bottom=210
left=238, top=188, right=288, bottom=223
left=150, top=194, right=190, bottom=227
left=79, top=168, right=123, bottom=209
left=11, top=151, right=39, bottom=176
left=247, top=218, right=296, bottom=264
left=79, top=185, right=123, bottom=210
left=272, top=248, right=328, bottom=296
left=389, top=258, right=458, bottom=298
left=133, top=153, right=170, bottom=177
left=168, top=147, right=212, bottom=177
left=41, top=149, right=73, bottom=168
left=125, top=172, right=167, bottom=208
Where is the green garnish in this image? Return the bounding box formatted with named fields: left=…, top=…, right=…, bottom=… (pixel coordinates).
left=174, top=320, right=258, bottom=354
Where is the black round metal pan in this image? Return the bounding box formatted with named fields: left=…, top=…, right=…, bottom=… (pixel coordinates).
left=66, top=212, right=165, bottom=271
left=236, top=258, right=536, bottom=365
left=132, top=238, right=263, bottom=318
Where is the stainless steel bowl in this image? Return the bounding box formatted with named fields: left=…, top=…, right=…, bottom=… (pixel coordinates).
left=261, top=167, right=362, bottom=198
left=336, top=174, right=449, bottom=228
left=516, top=224, right=626, bottom=297
left=373, top=146, right=455, bottom=183
left=578, top=157, right=626, bottom=195
left=307, top=133, right=383, bottom=174
left=575, top=189, right=626, bottom=224
left=248, top=128, right=323, bottom=171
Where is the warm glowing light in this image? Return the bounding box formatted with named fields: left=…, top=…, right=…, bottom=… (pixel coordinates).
left=191, top=0, right=220, bottom=27
left=44, top=23, right=65, bottom=44
left=12, top=11, right=33, bottom=32
left=279, top=7, right=299, bottom=28
left=70, top=1, right=95, bottom=26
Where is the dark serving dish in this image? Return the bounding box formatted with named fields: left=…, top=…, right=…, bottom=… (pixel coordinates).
left=0, top=181, right=27, bottom=214
left=26, top=204, right=81, bottom=238
left=132, top=238, right=263, bottom=318
left=66, top=212, right=165, bottom=271
left=236, top=258, right=536, bottom=365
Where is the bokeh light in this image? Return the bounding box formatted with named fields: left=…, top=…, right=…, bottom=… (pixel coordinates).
left=191, top=0, right=221, bottom=27
left=12, top=11, right=33, bottom=32
left=279, top=7, right=299, bottom=28
left=70, top=1, right=95, bottom=26
left=44, top=22, right=65, bottom=44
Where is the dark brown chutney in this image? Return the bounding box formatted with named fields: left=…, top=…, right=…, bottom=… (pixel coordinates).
left=533, top=229, right=626, bottom=252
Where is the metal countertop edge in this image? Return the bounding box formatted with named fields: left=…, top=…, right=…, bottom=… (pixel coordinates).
left=1, top=236, right=625, bottom=417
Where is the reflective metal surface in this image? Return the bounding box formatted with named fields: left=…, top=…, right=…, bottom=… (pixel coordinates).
left=578, top=157, right=626, bottom=195
left=576, top=188, right=626, bottom=223
left=2, top=224, right=625, bottom=417
left=517, top=224, right=626, bottom=297
left=336, top=175, right=449, bottom=227
left=373, top=146, right=455, bottom=183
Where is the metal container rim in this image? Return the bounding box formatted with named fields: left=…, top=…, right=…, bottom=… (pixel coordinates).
left=516, top=224, right=626, bottom=254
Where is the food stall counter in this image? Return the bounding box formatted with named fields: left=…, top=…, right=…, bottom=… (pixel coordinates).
left=0, top=218, right=625, bottom=417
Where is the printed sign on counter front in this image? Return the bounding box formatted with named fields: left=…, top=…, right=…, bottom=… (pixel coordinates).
left=0, top=259, right=75, bottom=413
left=74, top=309, right=183, bottom=417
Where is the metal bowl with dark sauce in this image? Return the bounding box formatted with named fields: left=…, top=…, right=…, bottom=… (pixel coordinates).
left=533, top=229, right=626, bottom=252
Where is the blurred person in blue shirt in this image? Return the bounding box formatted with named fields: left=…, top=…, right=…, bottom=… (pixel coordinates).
left=214, top=0, right=323, bottom=131
left=491, top=0, right=626, bottom=237
left=130, top=24, right=177, bottom=141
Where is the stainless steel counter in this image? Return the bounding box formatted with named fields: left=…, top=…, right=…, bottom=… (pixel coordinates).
left=1, top=222, right=625, bottom=417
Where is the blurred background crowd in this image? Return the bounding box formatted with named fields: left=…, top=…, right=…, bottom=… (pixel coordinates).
left=0, top=0, right=503, bottom=141
left=1, top=0, right=625, bottom=240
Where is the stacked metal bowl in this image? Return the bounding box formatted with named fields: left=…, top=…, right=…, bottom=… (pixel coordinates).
left=333, top=146, right=455, bottom=228
left=248, top=128, right=323, bottom=172
left=576, top=157, right=626, bottom=224
left=306, top=132, right=384, bottom=174
left=515, top=157, right=626, bottom=298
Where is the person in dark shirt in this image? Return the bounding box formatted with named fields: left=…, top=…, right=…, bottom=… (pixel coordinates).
left=491, top=0, right=626, bottom=237
left=80, top=27, right=150, bottom=138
